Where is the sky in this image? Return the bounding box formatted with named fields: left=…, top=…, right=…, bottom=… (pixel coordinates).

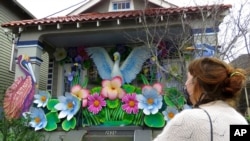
left=17, top=0, right=88, bottom=18
left=16, top=0, right=249, bottom=61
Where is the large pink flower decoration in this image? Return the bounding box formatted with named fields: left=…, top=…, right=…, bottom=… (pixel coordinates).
left=100, top=76, right=125, bottom=100
left=87, top=93, right=106, bottom=114
left=71, top=85, right=90, bottom=107
left=122, top=93, right=139, bottom=114
left=142, top=82, right=163, bottom=95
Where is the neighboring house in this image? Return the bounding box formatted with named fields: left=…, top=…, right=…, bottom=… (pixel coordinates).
left=230, top=54, right=250, bottom=116
left=1, top=0, right=231, bottom=140
left=0, top=0, right=34, bottom=105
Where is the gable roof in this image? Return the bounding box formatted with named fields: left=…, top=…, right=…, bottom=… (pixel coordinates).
left=1, top=4, right=231, bottom=29
left=67, top=0, right=178, bottom=16
left=68, top=0, right=101, bottom=15
left=148, top=0, right=178, bottom=8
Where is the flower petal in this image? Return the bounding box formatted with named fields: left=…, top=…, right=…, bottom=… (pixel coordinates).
left=151, top=108, right=159, bottom=114
left=82, top=99, right=88, bottom=107
left=111, top=76, right=122, bottom=87
left=58, top=96, right=67, bottom=103
left=153, top=83, right=163, bottom=94
left=143, top=109, right=150, bottom=115
left=34, top=94, right=40, bottom=99
left=108, top=93, right=117, bottom=100
left=58, top=110, right=68, bottom=119
left=102, top=80, right=111, bottom=87
left=55, top=103, right=67, bottom=111
left=81, top=89, right=90, bottom=99
left=117, top=88, right=126, bottom=99
left=100, top=87, right=109, bottom=97
left=67, top=114, right=74, bottom=121
left=71, top=85, right=81, bottom=94
left=142, top=85, right=152, bottom=91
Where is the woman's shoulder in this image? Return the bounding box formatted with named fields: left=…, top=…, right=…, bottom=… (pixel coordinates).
left=178, top=108, right=204, bottom=116
left=172, top=108, right=206, bottom=122
left=164, top=108, right=209, bottom=132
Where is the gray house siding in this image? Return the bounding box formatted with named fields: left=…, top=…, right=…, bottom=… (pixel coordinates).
left=84, top=0, right=109, bottom=13
left=84, top=0, right=163, bottom=13
left=0, top=1, right=31, bottom=105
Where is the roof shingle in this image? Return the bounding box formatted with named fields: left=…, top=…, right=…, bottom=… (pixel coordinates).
left=1, top=4, right=231, bottom=28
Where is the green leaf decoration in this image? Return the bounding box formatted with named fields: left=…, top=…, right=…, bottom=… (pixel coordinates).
left=81, top=76, right=88, bottom=88
left=107, top=99, right=119, bottom=109
left=90, top=86, right=102, bottom=94
left=97, top=109, right=107, bottom=123
left=82, top=108, right=102, bottom=126
left=164, top=87, right=185, bottom=109
left=134, top=87, right=142, bottom=94
left=44, top=112, right=60, bottom=131
left=47, top=99, right=59, bottom=112
left=164, top=95, right=174, bottom=107
left=83, top=60, right=91, bottom=69
left=140, top=74, right=149, bottom=85
left=133, top=110, right=144, bottom=125
left=144, top=113, right=165, bottom=128
left=122, top=84, right=136, bottom=93
left=123, top=113, right=134, bottom=124
left=62, top=117, right=77, bottom=131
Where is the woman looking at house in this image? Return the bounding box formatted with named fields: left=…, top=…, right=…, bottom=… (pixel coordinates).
left=153, top=57, right=248, bottom=141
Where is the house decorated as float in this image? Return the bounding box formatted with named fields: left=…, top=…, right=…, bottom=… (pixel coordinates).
left=1, top=0, right=231, bottom=140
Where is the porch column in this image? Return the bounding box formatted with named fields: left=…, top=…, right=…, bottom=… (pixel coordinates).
left=16, top=40, right=43, bottom=89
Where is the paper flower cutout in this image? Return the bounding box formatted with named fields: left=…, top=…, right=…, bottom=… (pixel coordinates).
left=87, top=93, right=106, bottom=114
left=162, top=106, right=179, bottom=121
left=28, top=107, right=47, bottom=131
left=65, top=71, right=75, bottom=82
left=101, top=76, right=125, bottom=100
left=54, top=92, right=80, bottom=120
left=142, top=82, right=163, bottom=94
left=53, top=48, right=67, bottom=61
left=122, top=93, right=139, bottom=114
left=137, top=85, right=163, bottom=115
left=71, top=85, right=90, bottom=107
left=33, top=90, right=50, bottom=107
left=74, top=55, right=83, bottom=64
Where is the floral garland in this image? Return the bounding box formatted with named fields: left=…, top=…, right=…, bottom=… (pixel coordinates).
left=23, top=74, right=190, bottom=131
left=22, top=47, right=191, bottom=131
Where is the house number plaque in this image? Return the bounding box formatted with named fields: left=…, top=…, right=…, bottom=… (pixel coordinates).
left=104, top=130, right=117, bottom=136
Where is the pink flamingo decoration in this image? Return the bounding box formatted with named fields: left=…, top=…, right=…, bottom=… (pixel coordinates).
left=3, top=54, right=36, bottom=119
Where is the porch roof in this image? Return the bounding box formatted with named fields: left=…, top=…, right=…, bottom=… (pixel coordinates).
left=1, top=4, right=231, bottom=28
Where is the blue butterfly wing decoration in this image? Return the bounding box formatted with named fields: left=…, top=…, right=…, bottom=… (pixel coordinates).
left=120, top=46, right=151, bottom=83
left=85, top=47, right=114, bottom=80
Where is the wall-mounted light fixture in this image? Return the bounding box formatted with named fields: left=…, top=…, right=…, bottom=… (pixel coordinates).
left=18, top=27, right=23, bottom=33
left=160, top=15, right=164, bottom=21
left=38, top=25, right=43, bottom=31
left=76, top=22, right=81, bottom=28
left=57, top=23, right=62, bottom=29
left=96, top=21, right=100, bottom=27
left=139, top=17, right=142, bottom=23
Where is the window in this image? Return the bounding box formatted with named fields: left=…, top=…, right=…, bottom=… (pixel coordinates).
left=110, top=0, right=133, bottom=11
left=113, top=1, right=130, bottom=10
